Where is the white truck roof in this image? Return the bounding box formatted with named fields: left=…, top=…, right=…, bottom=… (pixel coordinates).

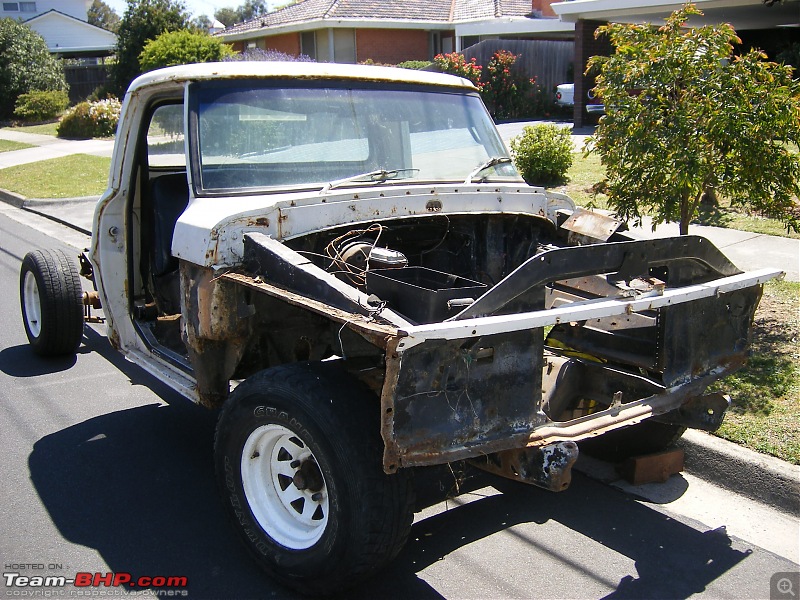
left=127, top=61, right=476, bottom=94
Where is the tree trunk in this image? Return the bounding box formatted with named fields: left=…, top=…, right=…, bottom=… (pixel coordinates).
left=679, top=192, right=691, bottom=235
left=701, top=186, right=719, bottom=207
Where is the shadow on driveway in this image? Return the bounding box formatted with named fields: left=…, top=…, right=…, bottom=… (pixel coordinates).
left=27, top=330, right=753, bottom=599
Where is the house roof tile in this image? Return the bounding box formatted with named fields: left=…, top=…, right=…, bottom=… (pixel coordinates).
left=221, top=0, right=534, bottom=35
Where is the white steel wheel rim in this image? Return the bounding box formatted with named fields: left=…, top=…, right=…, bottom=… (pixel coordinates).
left=241, top=423, right=329, bottom=550
left=23, top=271, right=42, bottom=338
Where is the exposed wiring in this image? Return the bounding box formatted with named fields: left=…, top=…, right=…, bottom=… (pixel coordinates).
left=324, top=223, right=385, bottom=287
left=420, top=215, right=451, bottom=257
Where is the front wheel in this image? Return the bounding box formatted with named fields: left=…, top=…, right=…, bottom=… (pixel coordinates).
left=214, top=362, right=414, bottom=595
left=19, top=249, right=84, bottom=356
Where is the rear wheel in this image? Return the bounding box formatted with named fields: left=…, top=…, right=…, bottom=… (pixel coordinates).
left=19, top=249, right=84, bottom=356
left=214, top=362, right=414, bottom=595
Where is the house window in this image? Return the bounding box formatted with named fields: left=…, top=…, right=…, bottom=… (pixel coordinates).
left=301, top=31, right=315, bottom=59
left=300, top=29, right=355, bottom=63
left=333, top=29, right=355, bottom=64
left=3, top=1, right=35, bottom=10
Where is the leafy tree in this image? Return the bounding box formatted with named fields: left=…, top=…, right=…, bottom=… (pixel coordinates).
left=273, top=0, right=300, bottom=9
left=111, top=0, right=190, bottom=97
left=214, top=0, right=268, bottom=26
left=139, top=29, right=234, bottom=71
left=88, top=0, right=120, bottom=33
left=213, top=7, right=238, bottom=26
left=237, top=0, right=269, bottom=20
left=191, top=14, right=212, bottom=31
left=588, top=4, right=800, bottom=235
left=777, top=42, right=800, bottom=72
left=0, top=18, right=68, bottom=120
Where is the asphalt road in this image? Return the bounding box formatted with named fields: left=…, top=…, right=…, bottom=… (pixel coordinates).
left=1, top=205, right=798, bottom=600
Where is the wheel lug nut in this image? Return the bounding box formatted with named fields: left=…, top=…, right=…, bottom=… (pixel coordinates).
left=290, top=460, right=301, bottom=468
left=311, top=492, right=323, bottom=502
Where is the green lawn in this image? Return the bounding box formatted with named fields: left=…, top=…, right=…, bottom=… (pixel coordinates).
left=0, top=154, right=110, bottom=198
left=712, top=280, right=800, bottom=464
left=1, top=121, right=60, bottom=136
left=0, top=139, right=35, bottom=153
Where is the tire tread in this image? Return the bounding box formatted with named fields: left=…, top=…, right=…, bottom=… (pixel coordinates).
left=20, top=249, right=84, bottom=356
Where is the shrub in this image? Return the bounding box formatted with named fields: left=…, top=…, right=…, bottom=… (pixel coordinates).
left=359, top=58, right=392, bottom=67
left=0, top=18, right=68, bottom=120
left=57, top=97, right=122, bottom=139
left=139, top=29, right=235, bottom=72
left=433, top=52, right=482, bottom=88
left=397, top=60, right=432, bottom=70
left=14, top=90, right=70, bottom=122
left=223, top=48, right=314, bottom=62
left=510, top=124, right=573, bottom=186
left=482, top=50, right=523, bottom=120
left=87, top=84, right=115, bottom=102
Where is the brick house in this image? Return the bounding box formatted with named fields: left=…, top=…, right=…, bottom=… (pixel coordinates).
left=217, top=0, right=574, bottom=64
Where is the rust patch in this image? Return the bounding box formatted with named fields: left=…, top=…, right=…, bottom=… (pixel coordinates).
left=222, top=272, right=398, bottom=350
left=380, top=336, right=404, bottom=473
left=426, top=200, right=443, bottom=212
left=470, top=441, right=579, bottom=492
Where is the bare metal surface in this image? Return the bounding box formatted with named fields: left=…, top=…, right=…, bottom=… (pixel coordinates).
left=561, top=207, right=625, bottom=244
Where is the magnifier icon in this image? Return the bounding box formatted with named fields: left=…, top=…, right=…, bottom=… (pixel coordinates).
left=778, top=578, right=796, bottom=597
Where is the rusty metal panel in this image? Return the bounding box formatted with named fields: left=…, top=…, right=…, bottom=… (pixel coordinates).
left=660, top=286, right=762, bottom=386
left=560, top=208, right=625, bottom=243
left=452, top=236, right=742, bottom=320
left=384, top=328, right=547, bottom=468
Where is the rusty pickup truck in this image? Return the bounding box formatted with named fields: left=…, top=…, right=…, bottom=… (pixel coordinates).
left=18, top=62, right=782, bottom=594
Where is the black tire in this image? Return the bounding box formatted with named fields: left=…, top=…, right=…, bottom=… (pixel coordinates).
left=19, top=249, right=84, bottom=357
left=579, top=420, right=687, bottom=463
left=214, top=362, right=415, bottom=595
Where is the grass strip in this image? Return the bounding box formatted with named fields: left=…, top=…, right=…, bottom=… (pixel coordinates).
left=1, top=122, right=59, bottom=136
left=0, top=154, right=110, bottom=198
left=0, top=139, right=35, bottom=153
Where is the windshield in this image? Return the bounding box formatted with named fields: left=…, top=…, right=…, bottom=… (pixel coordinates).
left=191, top=81, right=521, bottom=193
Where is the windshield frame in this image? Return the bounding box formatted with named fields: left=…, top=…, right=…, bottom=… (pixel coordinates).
left=187, top=78, right=521, bottom=197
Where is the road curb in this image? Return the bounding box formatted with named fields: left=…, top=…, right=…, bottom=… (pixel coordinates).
left=0, top=187, right=25, bottom=208
left=0, top=192, right=94, bottom=236
left=679, top=430, right=800, bottom=517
